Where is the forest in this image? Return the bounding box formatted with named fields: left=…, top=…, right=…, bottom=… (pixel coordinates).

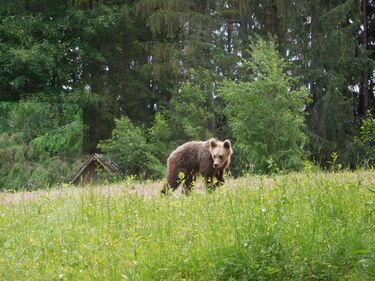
left=0, top=0, right=374, bottom=190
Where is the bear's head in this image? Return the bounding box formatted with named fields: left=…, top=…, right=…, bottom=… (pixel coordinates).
left=209, top=139, right=233, bottom=169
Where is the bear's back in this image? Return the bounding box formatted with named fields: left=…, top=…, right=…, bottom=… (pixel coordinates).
left=167, top=141, right=207, bottom=167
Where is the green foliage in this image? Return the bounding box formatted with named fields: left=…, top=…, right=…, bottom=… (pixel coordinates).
left=0, top=13, right=65, bottom=99
left=354, top=115, right=375, bottom=167
left=98, top=117, right=164, bottom=179
left=302, top=160, right=321, bottom=173
left=1, top=171, right=375, bottom=280
left=307, top=90, right=357, bottom=167
left=0, top=133, right=30, bottom=189
left=0, top=100, right=83, bottom=190
left=7, top=101, right=59, bottom=141
left=327, top=152, right=343, bottom=172
left=289, top=0, right=368, bottom=166
left=30, top=119, right=83, bottom=159
left=221, top=39, right=309, bottom=174
left=0, top=0, right=373, bottom=188
left=149, top=69, right=219, bottom=163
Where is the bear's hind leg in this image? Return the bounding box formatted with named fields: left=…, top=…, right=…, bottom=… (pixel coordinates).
left=162, top=170, right=180, bottom=195
left=182, top=174, right=194, bottom=195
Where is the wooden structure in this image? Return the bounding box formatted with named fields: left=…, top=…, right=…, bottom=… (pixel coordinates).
left=70, top=153, right=118, bottom=185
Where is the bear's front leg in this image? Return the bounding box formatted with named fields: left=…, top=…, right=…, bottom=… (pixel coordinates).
left=213, top=169, right=225, bottom=188
left=205, top=176, right=217, bottom=192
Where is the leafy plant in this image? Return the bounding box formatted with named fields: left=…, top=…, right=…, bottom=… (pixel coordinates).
left=221, top=38, right=309, bottom=174
left=0, top=100, right=83, bottom=190
left=327, top=152, right=343, bottom=171
left=98, top=117, right=164, bottom=179
left=354, top=115, right=375, bottom=167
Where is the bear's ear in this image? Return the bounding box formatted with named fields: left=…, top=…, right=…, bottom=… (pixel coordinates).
left=210, top=139, right=217, bottom=148
left=224, top=140, right=231, bottom=150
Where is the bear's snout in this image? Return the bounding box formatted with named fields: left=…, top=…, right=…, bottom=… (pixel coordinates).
left=213, top=163, right=218, bottom=168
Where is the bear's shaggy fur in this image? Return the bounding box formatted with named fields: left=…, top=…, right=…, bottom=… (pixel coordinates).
left=162, top=138, right=233, bottom=194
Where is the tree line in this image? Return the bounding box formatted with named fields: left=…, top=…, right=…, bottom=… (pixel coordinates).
left=0, top=0, right=374, bottom=189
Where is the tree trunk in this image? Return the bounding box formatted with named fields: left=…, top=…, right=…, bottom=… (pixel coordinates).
left=227, top=22, right=232, bottom=53
left=361, top=0, right=369, bottom=116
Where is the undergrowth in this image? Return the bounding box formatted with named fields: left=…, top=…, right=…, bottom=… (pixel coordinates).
left=0, top=172, right=374, bottom=280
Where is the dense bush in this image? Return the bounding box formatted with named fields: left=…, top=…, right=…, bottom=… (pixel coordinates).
left=221, top=39, right=309, bottom=174
left=0, top=100, right=83, bottom=190
left=354, top=115, right=375, bottom=167
left=98, top=117, right=164, bottom=179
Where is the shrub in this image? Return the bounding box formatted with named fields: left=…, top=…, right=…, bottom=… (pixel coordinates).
left=354, top=115, right=375, bottom=167
left=220, top=38, right=309, bottom=174
left=98, top=117, right=164, bottom=179
left=0, top=100, right=83, bottom=190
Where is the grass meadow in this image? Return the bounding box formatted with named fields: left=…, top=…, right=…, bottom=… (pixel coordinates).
left=1, top=171, right=375, bottom=280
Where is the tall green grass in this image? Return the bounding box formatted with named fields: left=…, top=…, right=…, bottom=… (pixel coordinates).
left=1, top=172, right=375, bottom=280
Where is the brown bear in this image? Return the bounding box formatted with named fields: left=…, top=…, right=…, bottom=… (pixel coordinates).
left=161, top=138, right=233, bottom=194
